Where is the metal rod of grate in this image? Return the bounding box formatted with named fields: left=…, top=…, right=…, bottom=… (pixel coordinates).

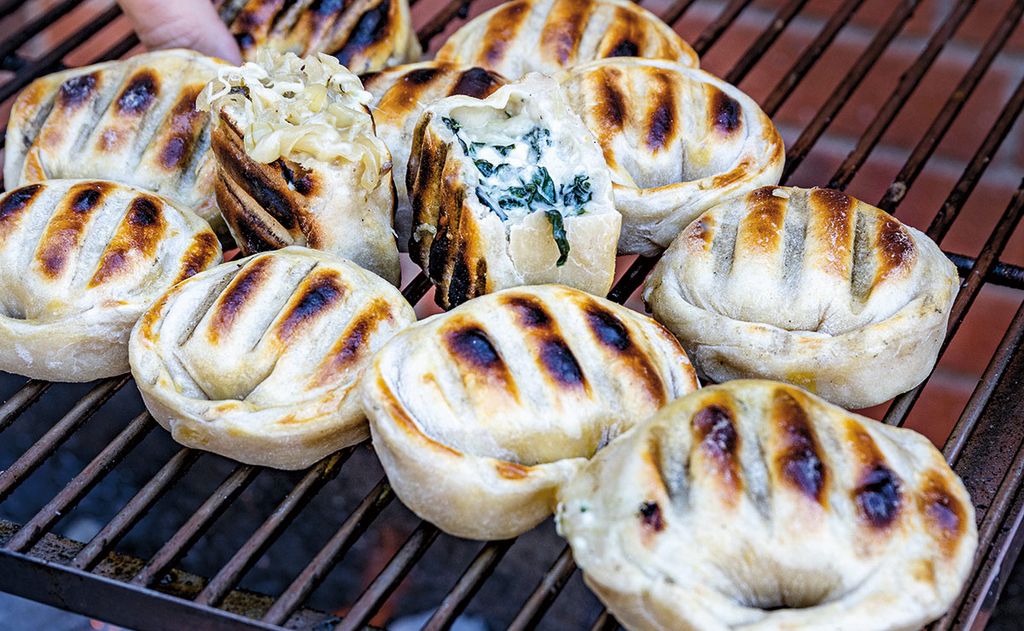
left=0, top=0, right=1023, bottom=630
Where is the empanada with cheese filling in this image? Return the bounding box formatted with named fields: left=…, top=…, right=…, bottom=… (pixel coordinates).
left=362, top=61, right=508, bottom=250
left=361, top=285, right=699, bottom=539
left=557, top=380, right=977, bottom=631
left=407, top=74, right=620, bottom=308
left=4, top=50, right=228, bottom=236
left=217, top=0, right=421, bottom=73
left=129, top=247, right=416, bottom=470
left=559, top=58, right=785, bottom=255
left=0, top=180, right=221, bottom=382
left=436, top=0, right=698, bottom=79
left=199, top=51, right=401, bottom=285
left=644, top=186, right=960, bottom=409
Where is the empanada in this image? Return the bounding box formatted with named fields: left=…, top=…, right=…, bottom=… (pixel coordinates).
left=361, top=285, right=699, bottom=539
left=557, top=380, right=977, bottom=631
left=407, top=74, right=620, bottom=308
left=559, top=58, right=785, bottom=255
left=644, top=186, right=959, bottom=409
left=218, top=0, right=421, bottom=73
left=129, top=247, right=416, bottom=470
left=0, top=180, right=221, bottom=382
left=4, top=50, right=227, bottom=235
left=199, top=51, right=401, bottom=285
left=436, top=0, right=698, bottom=79
left=362, top=61, right=508, bottom=249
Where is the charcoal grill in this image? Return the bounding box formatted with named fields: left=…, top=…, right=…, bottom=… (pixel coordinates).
left=1, top=0, right=1023, bottom=629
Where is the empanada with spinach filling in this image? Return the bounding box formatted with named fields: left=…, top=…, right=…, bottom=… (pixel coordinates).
left=407, top=74, right=620, bottom=308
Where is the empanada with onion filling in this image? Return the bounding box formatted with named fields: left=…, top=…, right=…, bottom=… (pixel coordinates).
left=4, top=50, right=227, bottom=236
left=557, top=380, right=977, bottom=631
left=198, top=51, right=401, bottom=285
left=362, top=61, right=508, bottom=250
left=436, top=0, right=698, bottom=79
left=129, top=247, right=416, bottom=470
left=0, top=180, right=221, bottom=382
left=559, top=58, right=785, bottom=255
left=644, top=186, right=960, bottom=409
left=407, top=74, right=620, bottom=308
left=361, top=285, right=699, bottom=539
left=217, top=0, right=421, bottom=73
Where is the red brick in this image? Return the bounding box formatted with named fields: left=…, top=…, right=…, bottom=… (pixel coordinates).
left=953, top=0, right=1024, bottom=52
left=901, top=368, right=975, bottom=447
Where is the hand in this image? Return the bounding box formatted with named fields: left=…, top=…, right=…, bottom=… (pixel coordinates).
left=117, top=0, right=242, bottom=64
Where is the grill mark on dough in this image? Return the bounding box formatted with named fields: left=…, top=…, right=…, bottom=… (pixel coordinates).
left=918, top=471, right=968, bottom=558
left=772, top=390, right=827, bottom=504
left=598, top=70, right=627, bottom=130
left=58, top=74, right=97, bottom=108
left=0, top=185, right=44, bottom=236
left=158, top=87, right=206, bottom=171
left=276, top=270, right=347, bottom=341
left=646, top=74, right=676, bottom=151
left=36, top=182, right=108, bottom=278
left=314, top=298, right=394, bottom=386
left=209, top=256, right=273, bottom=342
left=334, top=0, right=392, bottom=68
left=874, top=215, right=916, bottom=285
left=538, top=337, right=586, bottom=387
left=89, top=195, right=168, bottom=287
left=478, top=1, right=529, bottom=68
left=505, top=295, right=552, bottom=328
left=450, top=67, right=505, bottom=99
left=174, top=231, right=221, bottom=284
left=540, top=0, right=591, bottom=65
left=742, top=187, right=786, bottom=254
left=810, top=188, right=855, bottom=277
left=847, top=422, right=902, bottom=529
left=693, top=402, right=742, bottom=497
left=584, top=302, right=666, bottom=404
left=710, top=87, right=741, bottom=134
left=116, top=70, right=158, bottom=115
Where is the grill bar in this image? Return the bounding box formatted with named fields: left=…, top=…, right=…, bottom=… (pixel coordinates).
left=0, top=0, right=84, bottom=62
left=878, top=0, right=1024, bottom=212
left=0, top=379, right=49, bottom=432
left=723, top=0, right=811, bottom=86
left=826, top=0, right=974, bottom=190
left=884, top=182, right=1024, bottom=427
left=690, top=0, right=753, bottom=56
left=0, top=376, right=128, bottom=501
left=781, top=0, right=919, bottom=180
left=71, top=448, right=201, bottom=571
left=193, top=449, right=354, bottom=607
left=333, top=521, right=440, bottom=631
left=507, top=545, right=577, bottom=631
left=589, top=609, right=619, bottom=631
left=3, top=412, right=154, bottom=553
left=131, top=464, right=260, bottom=588
left=422, top=539, right=514, bottom=631
left=261, top=477, right=395, bottom=625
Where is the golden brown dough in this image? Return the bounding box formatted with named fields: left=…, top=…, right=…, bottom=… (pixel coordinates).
left=0, top=180, right=222, bottom=382
left=4, top=50, right=227, bottom=235
left=436, top=0, right=698, bottom=78
left=644, top=186, right=959, bottom=409
left=217, top=0, right=421, bottom=73
left=558, top=380, right=977, bottom=631
left=129, top=247, right=416, bottom=470
left=361, top=285, right=700, bottom=540
left=407, top=74, right=620, bottom=308
left=362, top=61, right=508, bottom=249
left=559, top=58, right=784, bottom=255
left=199, top=51, right=401, bottom=285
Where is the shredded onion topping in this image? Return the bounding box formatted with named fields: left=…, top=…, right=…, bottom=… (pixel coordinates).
left=197, top=50, right=388, bottom=189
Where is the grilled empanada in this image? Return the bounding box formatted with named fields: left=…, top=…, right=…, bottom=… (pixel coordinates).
left=199, top=51, right=401, bottom=285
left=407, top=74, right=620, bottom=308
left=436, top=0, right=698, bottom=79
left=559, top=58, right=785, bottom=255
left=362, top=61, right=508, bottom=249
left=4, top=50, right=227, bottom=235
left=361, top=285, right=699, bottom=540
left=129, top=247, right=416, bottom=470
left=558, top=380, right=977, bottom=631
left=644, top=187, right=959, bottom=409
left=217, top=0, right=421, bottom=73
left=0, top=180, right=221, bottom=382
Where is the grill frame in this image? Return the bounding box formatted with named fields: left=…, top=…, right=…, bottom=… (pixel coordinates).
left=0, top=0, right=1022, bottom=629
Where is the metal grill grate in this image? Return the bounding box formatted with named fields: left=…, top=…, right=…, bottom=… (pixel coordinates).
left=1, top=0, right=1023, bottom=629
